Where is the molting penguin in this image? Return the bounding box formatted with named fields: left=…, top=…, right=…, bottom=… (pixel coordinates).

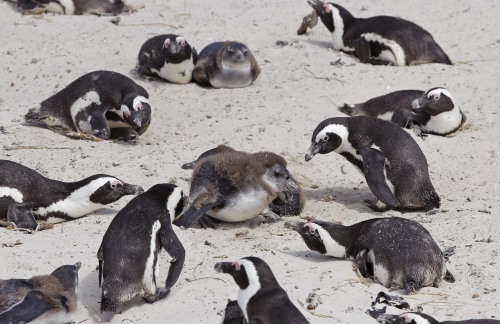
left=307, top=0, right=452, bottom=66
left=24, top=70, right=151, bottom=142
left=215, top=257, right=309, bottom=324
left=193, top=41, right=260, bottom=88
left=305, top=116, right=440, bottom=211
left=0, top=160, right=143, bottom=230
left=13, top=0, right=130, bottom=15
left=368, top=310, right=500, bottom=324
left=138, top=34, right=198, bottom=84
left=0, top=262, right=80, bottom=324
left=172, top=145, right=302, bottom=229
left=286, top=218, right=455, bottom=294
left=97, top=184, right=185, bottom=313
left=339, top=88, right=467, bottom=138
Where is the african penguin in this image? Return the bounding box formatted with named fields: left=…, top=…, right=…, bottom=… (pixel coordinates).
left=24, top=70, right=151, bottom=142
left=369, top=311, right=500, bottom=324
left=307, top=0, right=452, bottom=66
left=193, top=41, right=260, bottom=88
left=286, top=217, right=455, bottom=294
left=0, top=160, right=143, bottom=230
left=12, top=0, right=129, bottom=15
left=305, top=116, right=440, bottom=212
left=172, top=145, right=302, bottom=229
left=0, top=262, right=80, bottom=324
left=339, top=88, right=467, bottom=138
left=138, top=34, right=198, bottom=84
left=215, top=257, right=309, bottom=324
left=97, top=183, right=185, bottom=313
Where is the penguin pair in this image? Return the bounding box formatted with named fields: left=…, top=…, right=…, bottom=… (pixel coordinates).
left=0, top=160, right=143, bottom=230
left=24, top=70, right=151, bottom=142
left=12, top=0, right=129, bottom=15
left=286, top=217, right=455, bottom=293
left=307, top=0, right=452, bottom=66
left=0, top=262, right=81, bottom=324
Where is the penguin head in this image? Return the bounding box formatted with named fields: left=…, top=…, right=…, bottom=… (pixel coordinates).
left=163, top=35, right=194, bottom=64
left=146, top=183, right=185, bottom=218
left=51, top=262, right=81, bottom=293
left=86, top=175, right=144, bottom=205
left=285, top=221, right=327, bottom=254
left=412, top=87, right=457, bottom=116
left=121, top=93, right=151, bottom=131
left=308, top=1, right=354, bottom=33
left=263, top=163, right=301, bottom=194
left=305, top=118, right=349, bottom=161
left=215, top=257, right=278, bottom=289
left=220, top=42, right=252, bottom=70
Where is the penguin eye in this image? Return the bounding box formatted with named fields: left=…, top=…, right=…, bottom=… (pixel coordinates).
left=433, top=95, right=440, bottom=101
left=243, top=50, right=248, bottom=57
left=322, top=135, right=329, bottom=142
left=227, top=48, right=235, bottom=55
left=110, top=183, right=117, bottom=189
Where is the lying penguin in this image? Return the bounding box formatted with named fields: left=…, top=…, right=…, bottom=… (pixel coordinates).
left=173, top=145, right=303, bottom=229
left=0, top=262, right=80, bottom=324
left=306, top=0, right=452, bottom=66
left=339, top=87, right=467, bottom=138
left=98, top=184, right=185, bottom=313
left=286, top=217, right=455, bottom=294
left=193, top=41, right=260, bottom=88
left=305, top=116, right=440, bottom=212
left=215, top=257, right=309, bottom=324
left=11, top=0, right=130, bottom=15
left=25, top=70, right=151, bottom=142
left=368, top=309, right=500, bottom=324
left=0, top=160, right=143, bottom=230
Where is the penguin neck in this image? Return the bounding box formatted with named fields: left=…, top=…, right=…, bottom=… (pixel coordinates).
left=236, top=259, right=262, bottom=323
left=329, top=5, right=355, bottom=52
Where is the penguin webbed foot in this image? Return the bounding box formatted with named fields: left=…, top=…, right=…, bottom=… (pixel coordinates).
left=197, top=214, right=220, bottom=229
left=143, top=288, right=170, bottom=303
left=110, top=128, right=139, bottom=143
left=261, top=209, right=281, bottom=224
left=65, top=131, right=104, bottom=141
left=426, top=208, right=440, bottom=215
left=411, top=124, right=427, bottom=140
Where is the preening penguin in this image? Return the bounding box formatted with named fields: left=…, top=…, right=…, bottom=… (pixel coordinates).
left=24, top=70, right=151, bottom=142
left=215, top=257, right=309, bottom=324
left=305, top=116, right=440, bottom=211
left=286, top=218, right=455, bottom=293
left=12, top=0, right=130, bottom=15
left=307, top=0, right=452, bottom=66
left=0, top=262, right=81, bottom=324
left=97, top=184, right=186, bottom=313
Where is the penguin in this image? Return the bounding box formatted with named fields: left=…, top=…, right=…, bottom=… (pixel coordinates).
left=12, top=0, right=129, bottom=15
left=307, top=0, right=452, bottom=66
left=24, top=70, right=151, bottom=142
left=368, top=310, right=500, bottom=324
left=285, top=217, right=455, bottom=294
left=97, top=183, right=185, bottom=313
left=172, top=146, right=302, bottom=229
left=193, top=41, right=260, bottom=88
left=215, top=257, right=309, bottom=324
left=138, top=34, right=198, bottom=84
left=305, top=116, right=440, bottom=212
left=0, top=262, right=80, bottom=324
left=0, top=160, right=144, bottom=230
left=339, top=88, right=467, bottom=138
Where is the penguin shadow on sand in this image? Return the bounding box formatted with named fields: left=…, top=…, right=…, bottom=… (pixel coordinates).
left=302, top=38, right=334, bottom=50
left=277, top=248, right=335, bottom=264
left=303, top=186, right=379, bottom=214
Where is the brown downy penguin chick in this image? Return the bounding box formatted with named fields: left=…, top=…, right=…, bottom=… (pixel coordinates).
left=13, top=0, right=130, bottom=15
left=286, top=218, right=455, bottom=294
left=0, top=262, right=81, bottom=324
left=215, top=257, right=309, bottom=324
left=305, top=116, right=440, bottom=212
left=193, top=41, right=260, bottom=88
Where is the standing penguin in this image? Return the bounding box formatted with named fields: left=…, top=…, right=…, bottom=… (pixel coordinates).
left=339, top=87, right=467, bottom=138
left=138, top=34, right=198, bottom=84
left=193, top=41, right=260, bottom=88
left=307, top=0, right=452, bottom=65
left=286, top=218, right=455, bottom=293
left=13, top=0, right=130, bottom=15
left=305, top=116, right=440, bottom=211
left=24, top=70, right=151, bottom=141
left=97, top=183, right=185, bottom=313
left=0, top=262, right=81, bottom=324
left=215, top=257, right=309, bottom=324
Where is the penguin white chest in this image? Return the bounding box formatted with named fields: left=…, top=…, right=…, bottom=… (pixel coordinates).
left=151, top=59, right=194, bottom=84
left=207, top=189, right=270, bottom=222
left=367, top=249, right=391, bottom=287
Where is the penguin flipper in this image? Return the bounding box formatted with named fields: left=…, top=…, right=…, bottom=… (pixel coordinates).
left=7, top=203, right=38, bottom=230
left=0, top=290, right=54, bottom=324
left=160, top=224, right=186, bottom=290
left=97, top=244, right=104, bottom=287
left=391, top=108, right=416, bottom=128
left=360, top=148, right=398, bottom=207
left=172, top=204, right=214, bottom=228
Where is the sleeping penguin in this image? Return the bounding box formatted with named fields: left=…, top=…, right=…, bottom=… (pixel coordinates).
left=12, top=0, right=130, bottom=15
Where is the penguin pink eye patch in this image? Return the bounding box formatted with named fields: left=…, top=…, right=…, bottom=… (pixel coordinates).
left=315, top=134, right=328, bottom=143
left=305, top=223, right=315, bottom=233
left=232, top=261, right=241, bottom=271
left=110, top=180, right=123, bottom=189
left=133, top=102, right=143, bottom=111
left=427, top=91, right=441, bottom=100
left=176, top=37, right=186, bottom=46
left=324, top=4, right=331, bottom=13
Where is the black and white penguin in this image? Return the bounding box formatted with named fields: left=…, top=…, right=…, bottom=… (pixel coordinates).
left=215, top=257, right=309, bottom=324
left=369, top=311, right=500, bottom=324
left=0, top=160, right=143, bottom=230
left=172, top=146, right=302, bottom=229
left=307, top=0, right=452, bottom=66
left=12, top=0, right=129, bottom=15
left=193, top=41, right=260, bottom=88
left=286, top=217, right=455, bottom=293
left=305, top=116, right=440, bottom=211
left=339, top=87, right=467, bottom=138
left=0, top=262, right=80, bottom=324
left=138, top=34, right=198, bottom=84
left=24, top=70, right=151, bottom=142
left=97, top=183, right=185, bottom=313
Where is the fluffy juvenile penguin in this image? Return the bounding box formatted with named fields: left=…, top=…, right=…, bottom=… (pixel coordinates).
left=138, top=34, right=198, bottom=84
left=215, top=257, right=309, bottom=324
left=305, top=116, right=440, bottom=211
left=0, top=160, right=143, bottom=230
left=369, top=310, right=500, bottom=324
left=307, top=0, right=452, bottom=66
left=0, top=262, right=81, bottom=324
left=24, top=70, right=151, bottom=142
left=97, top=183, right=185, bottom=313
left=339, top=88, right=467, bottom=138
left=173, top=146, right=302, bottom=229
left=286, top=218, right=455, bottom=293
left=12, top=0, right=129, bottom=15
left=193, top=41, right=260, bottom=88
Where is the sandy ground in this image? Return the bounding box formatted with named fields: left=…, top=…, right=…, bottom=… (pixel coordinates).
left=0, top=0, right=499, bottom=323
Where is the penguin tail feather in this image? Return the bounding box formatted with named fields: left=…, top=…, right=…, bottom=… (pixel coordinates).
left=100, top=297, right=118, bottom=313
left=338, top=104, right=355, bottom=116
left=404, top=278, right=421, bottom=294
left=444, top=270, right=455, bottom=283
left=24, top=108, right=42, bottom=123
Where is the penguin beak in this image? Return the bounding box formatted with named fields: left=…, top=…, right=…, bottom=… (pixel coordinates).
left=412, top=97, right=423, bottom=109
left=74, top=262, right=82, bottom=271
left=119, top=183, right=144, bottom=196
left=133, top=116, right=142, bottom=128
left=284, top=221, right=307, bottom=233
left=305, top=142, right=320, bottom=161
